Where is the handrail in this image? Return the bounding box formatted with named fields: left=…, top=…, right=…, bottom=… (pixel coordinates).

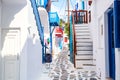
left=30, top=0, right=45, bottom=63
left=72, top=12, right=77, bottom=67
left=72, top=10, right=88, bottom=24
left=69, top=16, right=73, bottom=63
left=69, top=13, right=77, bottom=67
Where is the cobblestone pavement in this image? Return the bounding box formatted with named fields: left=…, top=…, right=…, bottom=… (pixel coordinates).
left=46, top=51, right=99, bottom=80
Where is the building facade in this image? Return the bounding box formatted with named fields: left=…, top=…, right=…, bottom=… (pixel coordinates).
left=0, top=0, right=50, bottom=80
left=89, top=0, right=120, bottom=80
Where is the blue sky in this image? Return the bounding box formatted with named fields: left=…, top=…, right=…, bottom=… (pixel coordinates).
left=51, top=0, right=76, bottom=21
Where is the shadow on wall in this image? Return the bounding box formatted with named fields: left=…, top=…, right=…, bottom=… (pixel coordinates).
left=1, top=34, right=42, bottom=80
left=1, top=1, right=27, bottom=27
left=27, top=36, right=42, bottom=80
left=1, top=55, right=20, bottom=80
left=0, top=1, right=43, bottom=80
left=0, top=2, right=27, bottom=78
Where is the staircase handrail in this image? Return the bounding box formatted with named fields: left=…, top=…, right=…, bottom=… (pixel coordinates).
left=30, top=0, right=46, bottom=63
left=72, top=11, right=77, bottom=67
left=72, top=10, right=88, bottom=24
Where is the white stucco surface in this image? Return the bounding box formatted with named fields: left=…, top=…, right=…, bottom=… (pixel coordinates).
left=0, top=28, right=1, bottom=80
left=89, top=0, right=120, bottom=80
left=38, top=7, right=50, bottom=34
left=0, top=0, right=43, bottom=80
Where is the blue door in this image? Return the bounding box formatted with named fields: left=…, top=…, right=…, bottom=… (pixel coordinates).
left=108, top=9, right=115, bottom=80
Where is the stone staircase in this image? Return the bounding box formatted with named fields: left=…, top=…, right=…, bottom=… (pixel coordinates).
left=74, top=24, right=96, bottom=72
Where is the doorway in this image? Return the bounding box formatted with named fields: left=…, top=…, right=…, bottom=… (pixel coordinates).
left=1, top=28, right=20, bottom=80
left=107, top=9, right=115, bottom=80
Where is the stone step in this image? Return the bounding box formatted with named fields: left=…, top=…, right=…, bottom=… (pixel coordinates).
left=76, top=55, right=93, bottom=60
left=75, top=27, right=89, bottom=30
left=76, top=46, right=93, bottom=51
left=76, top=40, right=92, bottom=44
left=83, top=64, right=96, bottom=70
left=83, top=64, right=96, bottom=66
left=77, top=51, right=93, bottom=55
left=74, top=24, right=88, bottom=27
left=76, top=33, right=90, bottom=36
left=76, top=59, right=93, bottom=67
left=76, top=67, right=96, bottom=72
left=76, top=35, right=91, bottom=39
left=76, top=39, right=92, bottom=42
left=76, top=43, right=92, bottom=47
left=75, top=30, right=89, bottom=33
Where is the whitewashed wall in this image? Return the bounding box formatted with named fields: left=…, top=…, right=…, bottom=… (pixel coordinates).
left=0, top=0, right=43, bottom=80
left=1, top=4, right=28, bottom=28
left=89, top=0, right=120, bottom=80
left=0, top=1, right=2, bottom=80
left=27, top=1, right=43, bottom=80
left=0, top=0, right=1, bottom=26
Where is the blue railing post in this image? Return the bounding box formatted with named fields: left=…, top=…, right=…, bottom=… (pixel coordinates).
left=69, top=16, right=74, bottom=63
left=49, top=26, right=52, bottom=54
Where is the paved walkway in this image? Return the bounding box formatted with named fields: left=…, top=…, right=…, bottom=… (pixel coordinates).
left=40, top=51, right=98, bottom=80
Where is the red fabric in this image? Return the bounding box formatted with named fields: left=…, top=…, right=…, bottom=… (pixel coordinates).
left=64, top=37, right=67, bottom=42
left=55, top=27, right=63, bottom=37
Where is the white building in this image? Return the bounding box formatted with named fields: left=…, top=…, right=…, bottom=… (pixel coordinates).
left=89, top=0, right=120, bottom=80
left=73, top=0, right=120, bottom=80
left=0, top=0, right=50, bottom=80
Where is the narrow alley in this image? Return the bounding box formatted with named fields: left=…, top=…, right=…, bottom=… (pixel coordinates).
left=0, top=0, right=120, bottom=80
left=40, top=49, right=98, bottom=80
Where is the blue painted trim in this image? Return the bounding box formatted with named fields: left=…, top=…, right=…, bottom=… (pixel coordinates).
left=82, top=1, right=85, bottom=10
left=49, top=12, right=60, bottom=26
left=30, top=0, right=45, bottom=63
left=36, top=0, right=48, bottom=8
left=69, top=16, right=74, bottom=63
left=114, top=1, right=120, bottom=48
left=51, top=26, right=55, bottom=34
left=108, top=8, right=115, bottom=80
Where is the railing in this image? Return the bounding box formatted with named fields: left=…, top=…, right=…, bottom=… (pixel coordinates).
left=72, top=13, right=77, bottom=68
left=36, top=0, right=48, bottom=8
left=70, top=10, right=88, bottom=67
left=72, top=10, right=88, bottom=24
left=49, top=12, right=60, bottom=26
left=69, top=14, right=77, bottom=67
left=69, top=16, right=74, bottom=64
left=30, top=0, right=45, bottom=63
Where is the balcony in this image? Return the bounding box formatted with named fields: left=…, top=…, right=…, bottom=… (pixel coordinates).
left=72, top=10, right=88, bottom=24
left=49, top=12, right=60, bottom=26
left=36, top=0, right=48, bottom=8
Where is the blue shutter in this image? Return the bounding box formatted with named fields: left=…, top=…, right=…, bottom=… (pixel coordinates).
left=114, top=1, right=120, bottom=48
left=75, top=3, right=78, bottom=10
left=82, top=1, right=84, bottom=10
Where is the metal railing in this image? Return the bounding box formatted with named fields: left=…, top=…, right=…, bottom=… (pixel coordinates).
left=49, top=12, right=60, bottom=26
left=36, top=0, right=48, bottom=8
left=30, top=0, right=46, bottom=63
left=69, top=16, right=74, bottom=64
left=69, top=15, right=77, bottom=67
left=69, top=10, right=89, bottom=67
left=72, top=10, right=88, bottom=24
